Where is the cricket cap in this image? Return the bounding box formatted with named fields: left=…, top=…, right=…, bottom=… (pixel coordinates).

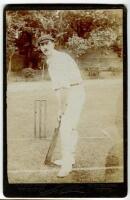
left=38, top=35, right=55, bottom=45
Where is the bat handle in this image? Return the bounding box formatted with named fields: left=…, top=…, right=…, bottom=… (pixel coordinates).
left=57, top=116, right=62, bottom=128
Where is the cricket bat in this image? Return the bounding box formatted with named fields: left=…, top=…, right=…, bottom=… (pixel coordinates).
left=44, top=118, right=61, bottom=165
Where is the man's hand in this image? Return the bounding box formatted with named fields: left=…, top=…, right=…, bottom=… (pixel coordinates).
left=57, top=111, right=62, bottom=122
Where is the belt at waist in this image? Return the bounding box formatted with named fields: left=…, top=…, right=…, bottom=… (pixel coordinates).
left=54, top=82, right=82, bottom=91
left=70, top=82, right=81, bottom=87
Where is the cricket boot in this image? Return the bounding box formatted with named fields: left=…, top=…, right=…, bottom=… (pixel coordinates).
left=57, top=162, right=72, bottom=177
left=57, top=153, right=73, bottom=177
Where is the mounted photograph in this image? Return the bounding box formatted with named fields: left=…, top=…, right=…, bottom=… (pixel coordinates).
left=3, top=4, right=127, bottom=198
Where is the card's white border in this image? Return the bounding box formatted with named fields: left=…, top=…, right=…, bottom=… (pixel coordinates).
left=0, top=0, right=129, bottom=199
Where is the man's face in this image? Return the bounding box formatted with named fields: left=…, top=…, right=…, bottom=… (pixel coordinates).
left=40, top=40, right=54, bottom=56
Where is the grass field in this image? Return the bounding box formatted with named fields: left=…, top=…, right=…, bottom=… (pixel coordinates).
left=7, top=78, right=123, bottom=183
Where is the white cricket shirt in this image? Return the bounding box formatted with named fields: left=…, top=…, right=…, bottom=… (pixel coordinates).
left=47, top=50, right=82, bottom=90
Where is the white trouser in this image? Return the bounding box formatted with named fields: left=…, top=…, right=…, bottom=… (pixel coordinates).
left=59, top=84, right=86, bottom=167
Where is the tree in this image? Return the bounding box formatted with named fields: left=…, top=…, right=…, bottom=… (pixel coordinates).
left=65, top=10, right=122, bottom=57
left=6, top=9, right=123, bottom=62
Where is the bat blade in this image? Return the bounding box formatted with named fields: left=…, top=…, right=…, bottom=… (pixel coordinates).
left=44, top=122, right=60, bottom=165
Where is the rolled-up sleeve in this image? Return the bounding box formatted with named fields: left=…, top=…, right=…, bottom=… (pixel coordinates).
left=48, top=57, right=70, bottom=90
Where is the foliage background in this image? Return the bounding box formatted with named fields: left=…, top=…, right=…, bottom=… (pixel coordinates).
left=6, top=9, right=123, bottom=79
